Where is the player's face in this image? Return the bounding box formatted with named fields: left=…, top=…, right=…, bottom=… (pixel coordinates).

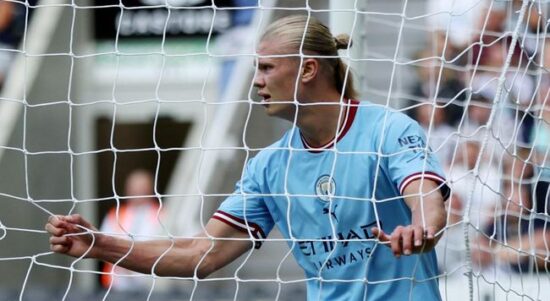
left=253, top=39, right=301, bottom=120
left=125, top=172, right=154, bottom=203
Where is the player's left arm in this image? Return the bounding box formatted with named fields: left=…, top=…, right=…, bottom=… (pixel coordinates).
left=372, top=178, right=446, bottom=258
left=372, top=112, right=449, bottom=257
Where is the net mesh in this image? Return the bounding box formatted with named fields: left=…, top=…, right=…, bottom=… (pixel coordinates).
left=0, top=0, right=548, bottom=300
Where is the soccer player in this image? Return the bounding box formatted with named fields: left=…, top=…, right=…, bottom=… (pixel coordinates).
left=46, top=15, right=449, bottom=300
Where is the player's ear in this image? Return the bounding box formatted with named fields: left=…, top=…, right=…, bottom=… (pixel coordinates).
left=301, top=58, right=319, bottom=83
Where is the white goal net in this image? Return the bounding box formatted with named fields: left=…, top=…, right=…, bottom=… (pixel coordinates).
left=0, top=0, right=548, bottom=300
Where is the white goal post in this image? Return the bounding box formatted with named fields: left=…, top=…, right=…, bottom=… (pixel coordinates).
left=0, top=0, right=548, bottom=300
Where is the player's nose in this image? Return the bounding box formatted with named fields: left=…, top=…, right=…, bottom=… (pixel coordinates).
left=253, top=73, right=265, bottom=88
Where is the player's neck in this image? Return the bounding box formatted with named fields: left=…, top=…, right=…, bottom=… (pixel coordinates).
left=297, top=93, right=349, bottom=148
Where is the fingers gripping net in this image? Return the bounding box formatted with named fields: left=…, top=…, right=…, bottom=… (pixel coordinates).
left=0, top=1, right=548, bottom=301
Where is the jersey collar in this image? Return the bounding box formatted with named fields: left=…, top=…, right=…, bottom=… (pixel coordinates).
left=300, top=99, right=359, bottom=153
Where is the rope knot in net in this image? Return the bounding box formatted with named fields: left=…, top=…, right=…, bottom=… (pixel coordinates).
left=0, top=220, right=5, bottom=240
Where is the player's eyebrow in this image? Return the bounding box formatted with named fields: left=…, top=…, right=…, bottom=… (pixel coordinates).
left=254, top=60, right=274, bottom=70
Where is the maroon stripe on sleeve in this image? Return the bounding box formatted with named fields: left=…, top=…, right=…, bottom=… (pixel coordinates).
left=212, top=210, right=266, bottom=249
left=399, top=172, right=450, bottom=201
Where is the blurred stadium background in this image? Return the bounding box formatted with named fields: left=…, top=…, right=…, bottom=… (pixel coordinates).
left=0, top=0, right=548, bottom=300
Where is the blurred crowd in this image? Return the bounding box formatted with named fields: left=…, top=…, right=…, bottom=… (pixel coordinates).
left=413, top=0, right=550, bottom=275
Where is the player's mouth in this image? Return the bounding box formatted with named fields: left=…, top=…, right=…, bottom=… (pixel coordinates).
left=258, top=92, right=271, bottom=106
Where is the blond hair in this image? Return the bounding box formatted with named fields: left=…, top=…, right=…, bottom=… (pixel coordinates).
left=261, top=15, right=358, bottom=100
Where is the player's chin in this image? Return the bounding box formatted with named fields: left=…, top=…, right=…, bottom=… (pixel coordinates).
left=263, top=100, right=279, bottom=110
left=264, top=105, right=295, bottom=121
left=263, top=101, right=278, bottom=115
left=264, top=105, right=277, bottom=116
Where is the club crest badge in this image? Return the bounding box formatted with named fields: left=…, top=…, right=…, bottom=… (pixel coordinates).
left=315, top=175, right=336, bottom=202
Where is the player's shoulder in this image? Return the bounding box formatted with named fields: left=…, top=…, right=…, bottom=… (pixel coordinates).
left=357, top=101, right=419, bottom=132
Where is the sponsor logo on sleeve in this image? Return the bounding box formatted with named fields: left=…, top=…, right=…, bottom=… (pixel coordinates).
left=397, top=134, right=431, bottom=162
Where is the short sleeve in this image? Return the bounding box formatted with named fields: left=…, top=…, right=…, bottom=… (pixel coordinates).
left=382, top=113, right=450, bottom=200
left=213, top=159, right=275, bottom=248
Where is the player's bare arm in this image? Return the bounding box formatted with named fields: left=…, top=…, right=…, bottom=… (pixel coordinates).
left=372, top=179, right=446, bottom=258
left=46, top=215, right=252, bottom=278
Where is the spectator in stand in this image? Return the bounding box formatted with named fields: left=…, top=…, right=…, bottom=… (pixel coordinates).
left=99, top=169, right=164, bottom=292
left=493, top=42, right=550, bottom=270
left=468, top=42, right=550, bottom=271
left=470, top=2, right=539, bottom=143
left=449, top=140, right=503, bottom=230
left=412, top=100, right=456, bottom=168
left=471, top=175, right=547, bottom=273
left=467, top=0, right=536, bottom=66
left=479, top=0, right=546, bottom=57
left=530, top=41, right=550, bottom=216
left=436, top=86, right=513, bottom=273
left=426, top=0, right=505, bottom=50
left=409, top=48, right=466, bottom=127
left=436, top=138, right=503, bottom=273
left=466, top=76, right=521, bottom=158
left=425, top=0, right=507, bottom=85
left=425, top=0, right=548, bottom=275
left=470, top=39, right=535, bottom=116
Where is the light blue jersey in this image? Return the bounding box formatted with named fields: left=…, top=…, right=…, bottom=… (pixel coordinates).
left=213, top=101, right=449, bottom=301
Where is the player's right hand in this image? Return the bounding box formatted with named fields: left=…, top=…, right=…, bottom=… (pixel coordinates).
left=45, top=214, right=100, bottom=258
left=371, top=225, right=437, bottom=258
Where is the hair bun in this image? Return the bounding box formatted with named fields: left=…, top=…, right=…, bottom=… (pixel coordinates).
left=334, top=34, right=352, bottom=50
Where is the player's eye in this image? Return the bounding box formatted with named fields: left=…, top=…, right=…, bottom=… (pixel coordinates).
left=258, top=63, right=273, bottom=72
